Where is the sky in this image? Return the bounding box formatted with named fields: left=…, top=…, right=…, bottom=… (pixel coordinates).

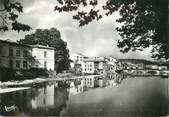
left=0, top=0, right=152, bottom=60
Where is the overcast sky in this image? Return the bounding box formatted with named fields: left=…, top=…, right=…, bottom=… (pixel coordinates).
left=0, top=0, right=152, bottom=60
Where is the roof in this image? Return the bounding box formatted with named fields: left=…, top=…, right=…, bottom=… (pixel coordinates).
left=30, top=44, right=55, bottom=50
left=84, top=58, right=105, bottom=62
left=0, top=39, right=55, bottom=50
left=0, top=39, right=31, bottom=48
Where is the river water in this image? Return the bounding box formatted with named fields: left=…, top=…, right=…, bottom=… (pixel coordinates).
left=0, top=76, right=168, bottom=116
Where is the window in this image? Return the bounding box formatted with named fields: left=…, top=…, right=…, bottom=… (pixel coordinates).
left=16, top=50, right=20, bottom=57
left=9, top=49, right=13, bottom=56
left=44, top=61, right=47, bottom=69
left=23, top=61, right=27, bottom=68
left=16, top=60, right=20, bottom=68
left=23, top=50, right=28, bottom=57
left=44, top=51, right=47, bottom=58
left=9, top=60, right=13, bottom=68
left=90, top=68, right=92, bottom=71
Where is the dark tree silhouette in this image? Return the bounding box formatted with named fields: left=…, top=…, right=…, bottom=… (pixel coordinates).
left=54, top=0, right=168, bottom=60
left=0, top=0, right=31, bottom=32
left=19, top=28, right=70, bottom=73
left=1, top=0, right=168, bottom=60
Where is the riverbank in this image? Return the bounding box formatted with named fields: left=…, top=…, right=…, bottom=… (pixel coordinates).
left=0, top=87, right=30, bottom=94
left=0, top=75, right=101, bottom=93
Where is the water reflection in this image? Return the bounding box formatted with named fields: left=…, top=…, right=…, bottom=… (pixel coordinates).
left=0, top=82, right=69, bottom=116
left=31, top=85, right=55, bottom=109
left=0, top=75, right=168, bottom=116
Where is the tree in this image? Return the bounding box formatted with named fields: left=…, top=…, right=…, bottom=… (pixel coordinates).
left=19, top=28, right=70, bottom=73
left=54, top=0, right=168, bottom=60
left=1, top=0, right=168, bottom=60
left=0, top=0, right=31, bottom=32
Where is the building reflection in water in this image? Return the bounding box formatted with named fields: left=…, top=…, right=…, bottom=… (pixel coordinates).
left=106, top=74, right=126, bottom=86
left=0, top=74, right=127, bottom=116
left=31, top=85, right=55, bottom=109
left=0, top=82, right=69, bottom=116
left=68, top=81, right=84, bottom=96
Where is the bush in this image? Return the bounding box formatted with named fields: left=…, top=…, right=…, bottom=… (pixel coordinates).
left=0, top=67, right=49, bottom=82
left=24, top=68, right=49, bottom=78
left=0, top=67, right=15, bottom=82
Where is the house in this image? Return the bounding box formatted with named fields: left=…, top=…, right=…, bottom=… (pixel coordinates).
left=0, top=40, right=55, bottom=71
left=70, top=53, right=87, bottom=75
left=31, top=44, right=55, bottom=71
left=70, top=53, right=106, bottom=75
left=0, top=39, right=32, bottom=70
left=83, top=58, right=106, bottom=74
left=70, top=53, right=86, bottom=68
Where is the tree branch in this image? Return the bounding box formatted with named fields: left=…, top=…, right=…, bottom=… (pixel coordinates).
left=0, top=15, right=9, bottom=25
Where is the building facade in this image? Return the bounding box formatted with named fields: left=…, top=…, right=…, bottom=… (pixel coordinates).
left=83, top=58, right=105, bottom=74
left=0, top=40, right=55, bottom=71
left=0, top=40, right=32, bottom=70
left=31, top=44, right=55, bottom=71
left=70, top=53, right=85, bottom=68
left=70, top=53, right=114, bottom=75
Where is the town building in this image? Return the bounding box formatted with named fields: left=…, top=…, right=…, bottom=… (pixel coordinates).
left=31, top=44, right=55, bottom=71
left=70, top=53, right=120, bottom=75
left=70, top=53, right=86, bottom=68
left=83, top=58, right=105, bottom=74
left=0, top=40, right=55, bottom=71
left=0, top=39, right=32, bottom=70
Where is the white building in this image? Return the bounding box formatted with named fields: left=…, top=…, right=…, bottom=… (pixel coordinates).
left=31, top=44, right=55, bottom=71
left=83, top=60, right=95, bottom=74
left=83, top=58, right=105, bottom=74
left=70, top=53, right=108, bottom=75
left=70, top=53, right=86, bottom=68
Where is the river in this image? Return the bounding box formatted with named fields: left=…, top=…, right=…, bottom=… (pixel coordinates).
left=0, top=76, right=168, bottom=116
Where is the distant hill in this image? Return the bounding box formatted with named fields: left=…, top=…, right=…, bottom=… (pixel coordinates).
left=119, top=59, right=168, bottom=67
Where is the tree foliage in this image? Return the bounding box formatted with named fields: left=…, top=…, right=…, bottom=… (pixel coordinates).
left=54, top=0, right=168, bottom=60
left=0, top=0, right=31, bottom=32
left=19, top=28, right=70, bottom=73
